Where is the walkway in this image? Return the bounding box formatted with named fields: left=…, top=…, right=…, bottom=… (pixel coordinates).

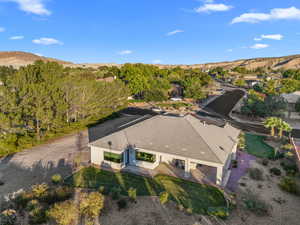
left=226, top=151, right=256, bottom=192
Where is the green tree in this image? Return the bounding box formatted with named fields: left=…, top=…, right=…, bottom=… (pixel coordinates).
left=263, top=117, right=278, bottom=136
left=277, top=119, right=292, bottom=138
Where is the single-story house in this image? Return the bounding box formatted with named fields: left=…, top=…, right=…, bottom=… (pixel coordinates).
left=281, top=91, right=300, bottom=119
left=89, top=114, right=240, bottom=186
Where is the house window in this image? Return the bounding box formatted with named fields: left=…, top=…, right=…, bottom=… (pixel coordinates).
left=136, top=151, right=156, bottom=163
left=104, top=152, right=123, bottom=163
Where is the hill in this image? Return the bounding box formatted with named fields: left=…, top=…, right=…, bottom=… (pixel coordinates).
left=158, top=54, right=300, bottom=71
left=0, top=51, right=72, bottom=67
left=1, top=51, right=300, bottom=71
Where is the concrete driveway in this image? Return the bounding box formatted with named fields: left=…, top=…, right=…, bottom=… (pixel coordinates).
left=0, top=113, right=149, bottom=202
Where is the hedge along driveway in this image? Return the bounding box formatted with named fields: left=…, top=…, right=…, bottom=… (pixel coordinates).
left=245, top=133, right=275, bottom=158
left=65, top=167, right=227, bottom=214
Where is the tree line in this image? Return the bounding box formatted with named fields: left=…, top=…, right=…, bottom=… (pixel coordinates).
left=0, top=62, right=213, bottom=156
left=0, top=61, right=129, bottom=156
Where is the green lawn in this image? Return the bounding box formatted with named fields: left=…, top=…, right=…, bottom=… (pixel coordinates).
left=65, top=167, right=227, bottom=214
left=245, top=133, right=275, bottom=158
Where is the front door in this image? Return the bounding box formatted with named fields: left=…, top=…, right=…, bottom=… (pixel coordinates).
left=125, top=149, right=130, bottom=166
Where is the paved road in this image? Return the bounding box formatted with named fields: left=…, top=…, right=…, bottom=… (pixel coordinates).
left=0, top=113, right=150, bottom=202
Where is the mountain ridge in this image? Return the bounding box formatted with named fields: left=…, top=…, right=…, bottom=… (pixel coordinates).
left=1, top=51, right=300, bottom=70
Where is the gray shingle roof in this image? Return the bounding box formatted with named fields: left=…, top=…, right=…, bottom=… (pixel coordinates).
left=90, top=114, right=240, bottom=164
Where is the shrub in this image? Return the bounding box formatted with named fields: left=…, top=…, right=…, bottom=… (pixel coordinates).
left=270, top=167, right=281, bottom=176
left=0, top=209, right=17, bottom=225
left=98, top=186, right=105, bottom=194
left=128, top=187, right=137, bottom=202
left=51, top=174, right=62, bottom=185
left=248, top=168, right=264, bottom=181
left=280, top=160, right=298, bottom=176
left=43, top=186, right=74, bottom=204
left=186, top=207, right=193, bottom=215
left=26, top=199, right=39, bottom=211
left=117, top=199, right=127, bottom=210
left=279, top=177, right=300, bottom=195
left=262, top=159, right=269, bottom=166
left=28, top=206, right=47, bottom=225
left=79, top=192, right=105, bottom=225
left=111, top=187, right=121, bottom=200
left=207, top=207, right=229, bottom=219
left=0, top=180, right=4, bottom=186
left=243, top=191, right=270, bottom=216
left=12, top=192, right=32, bottom=209
left=177, top=204, right=184, bottom=211
left=32, top=183, right=49, bottom=200
left=159, top=192, right=169, bottom=205
left=47, top=200, right=78, bottom=225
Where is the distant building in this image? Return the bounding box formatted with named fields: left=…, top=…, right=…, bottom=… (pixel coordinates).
left=281, top=91, right=300, bottom=119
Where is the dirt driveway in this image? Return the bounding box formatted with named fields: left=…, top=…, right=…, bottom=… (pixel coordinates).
left=0, top=114, right=147, bottom=203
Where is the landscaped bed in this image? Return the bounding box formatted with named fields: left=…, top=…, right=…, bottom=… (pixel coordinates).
left=245, top=133, right=275, bottom=158
left=65, top=167, right=227, bottom=214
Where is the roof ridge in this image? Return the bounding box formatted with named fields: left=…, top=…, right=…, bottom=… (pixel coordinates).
left=184, top=115, right=223, bottom=164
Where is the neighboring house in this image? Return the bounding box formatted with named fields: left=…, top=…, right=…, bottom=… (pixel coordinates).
left=89, top=114, right=240, bottom=186
left=281, top=91, right=300, bottom=119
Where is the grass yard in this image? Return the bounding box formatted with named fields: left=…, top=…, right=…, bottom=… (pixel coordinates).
left=65, top=167, right=227, bottom=214
left=245, top=133, right=275, bottom=158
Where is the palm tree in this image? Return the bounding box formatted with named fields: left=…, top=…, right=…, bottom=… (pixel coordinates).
left=263, top=117, right=278, bottom=137
left=278, top=120, right=292, bottom=138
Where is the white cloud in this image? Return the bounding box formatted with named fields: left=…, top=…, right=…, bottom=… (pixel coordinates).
left=195, top=3, right=233, bottom=13
left=0, top=27, right=5, bottom=32
left=34, top=53, right=43, bottom=56
left=166, top=29, right=184, bottom=36
left=232, top=7, right=300, bottom=24
left=10, top=35, right=24, bottom=40
left=32, top=38, right=63, bottom=45
left=1, top=0, right=51, bottom=15
left=152, top=59, right=162, bottom=64
left=118, top=50, right=133, bottom=55
left=261, top=34, right=283, bottom=40
left=227, top=49, right=233, bottom=52
left=250, top=43, right=269, bottom=49
left=254, top=34, right=283, bottom=41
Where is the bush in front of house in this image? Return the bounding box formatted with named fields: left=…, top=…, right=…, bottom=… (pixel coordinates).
left=128, top=187, right=137, bottom=202
left=28, top=205, right=47, bottom=225
left=279, top=177, right=300, bottom=196
left=270, top=167, right=282, bottom=176
left=31, top=183, right=49, bottom=200
left=186, top=207, right=193, bottom=215
left=12, top=192, right=32, bottom=210
left=117, top=199, right=127, bottom=210
left=0, top=209, right=17, bottom=225
left=47, top=200, right=78, bottom=225
left=159, top=192, right=169, bottom=205
left=26, top=199, right=39, bottom=211
left=248, top=168, right=264, bottom=181
left=51, top=174, right=62, bottom=185
left=243, top=190, right=270, bottom=216
left=232, top=160, right=238, bottom=168
left=79, top=192, right=105, bottom=225
left=207, top=207, right=229, bottom=219
left=111, top=187, right=121, bottom=200
left=262, top=159, right=269, bottom=166
left=280, top=160, right=299, bottom=176
left=177, top=204, right=185, bottom=211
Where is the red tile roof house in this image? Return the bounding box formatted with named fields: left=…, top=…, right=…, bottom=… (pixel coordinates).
left=88, top=114, right=240, bottom=186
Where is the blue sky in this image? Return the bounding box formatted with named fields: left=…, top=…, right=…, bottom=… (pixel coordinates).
left=0, top=0, right=300, bottom=64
